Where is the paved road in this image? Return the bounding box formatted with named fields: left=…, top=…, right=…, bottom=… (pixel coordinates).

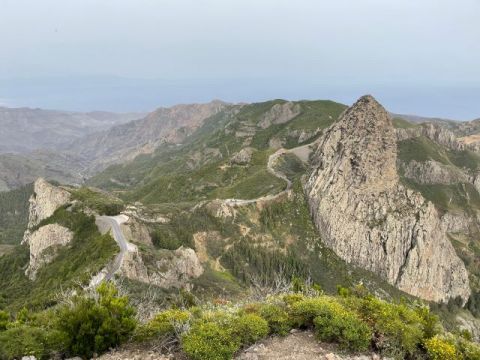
left=96, top=215, right=129, bottom=281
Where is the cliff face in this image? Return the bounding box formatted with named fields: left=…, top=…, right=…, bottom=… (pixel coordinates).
left=22, top=178, right=72, bottom=280
left=24, top=224, right=73, bottom=280
left=26, top=178, right=71, bottom=228
left=305, top=95, right=470, bottom=303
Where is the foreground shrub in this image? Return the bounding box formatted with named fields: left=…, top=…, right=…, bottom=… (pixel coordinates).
left=0, top=311, right=8, bottom=331
left=58, top=282, right=136, bottom=358
left=233, top=313, right=269, bottom=345
left=424, top=336, right=458, bottom=360
left=290, top=297, right=338, bottom=328
left=134, top=309, right=190, bottom=342
left=258, top=303, right=292, bottom=335
left=0, top=325, right=67, bottom=360
left=348, top=296, right=428, bottom=357
left=313, top=308, right=371, bottom=351
left=182, top=321, right=240, bottom=360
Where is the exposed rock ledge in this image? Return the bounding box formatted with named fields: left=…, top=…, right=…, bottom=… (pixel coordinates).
left=305, top=95, right=470, bottom=303
left=119, top=245, right=203, bottom=290
left=402, top=159, right=470, bottom=185
left=21, top=178, right=73, bottom=280
left=26, top=178, right=71, bottom=228
left=24, top=224, right=73, bottom=280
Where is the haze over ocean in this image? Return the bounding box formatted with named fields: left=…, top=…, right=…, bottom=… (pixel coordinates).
left=1, top=0, right=479, bottom=119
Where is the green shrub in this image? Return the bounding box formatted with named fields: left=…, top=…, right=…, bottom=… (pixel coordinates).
left=259, top=303, right=292, bottom=335
left=233, top=314, right=269, bottom=345
left=134, top=309, right=190, bottom=342
left=424, top=336, right=458, bottom=360
left=453, top=336, right=480, bottom=360
left=0, top=325, right=67, bottom=360
left=348, top=296, right=428, bottom=357
left=313, top=307, right=371, bottom=351
left=182, top=321, right=240, bottom=360
left=281, top=293, right=306, bottom=306
left=290, top=297, right=338, bottom=328
left=0, top=311, right=9, bottom=331
left=58, top=283, right=136, bottom=358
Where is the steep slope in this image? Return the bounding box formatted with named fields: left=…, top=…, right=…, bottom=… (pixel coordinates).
left=0, top=151, right=85, bottom=191
left=305, top=95, right=470, bottom=303
left=67, top=100, right=229, bottom=172
left=0, top=106, right=143, bottom=154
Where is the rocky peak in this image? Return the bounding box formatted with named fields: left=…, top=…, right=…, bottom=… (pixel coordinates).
left=26, top=178, right=71, bottom=229
left=305, top=95, right=470, bottom=303
left=312, top=95, right=397, bottom=193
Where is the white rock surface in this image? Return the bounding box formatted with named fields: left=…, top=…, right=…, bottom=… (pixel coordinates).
left=26, top=177, right=71, bottom=229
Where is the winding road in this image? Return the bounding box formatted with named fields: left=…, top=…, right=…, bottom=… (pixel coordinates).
left=95, top=215, right=130, bottom=281
left=223, top=140, right=317, bottom=206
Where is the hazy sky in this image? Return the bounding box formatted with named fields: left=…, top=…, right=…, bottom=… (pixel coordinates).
left=1, top=0, right=479, bottom=118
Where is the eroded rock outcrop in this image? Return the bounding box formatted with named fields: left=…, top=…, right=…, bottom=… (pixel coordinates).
left=22, top=178, right=73, bottom=280
left=231, top=147, right=255, bottom=165
left=24, top=224, right=73, bottom=280
left=26, top=178, right=71, bottom=228
left=402, top=160, right=470, bottom=185
left=305, top=95, right=470, bottom=303
left=396, top=122, right=464, bottom=151
left=119, top=245, right=203, bottom=290
left=259, top=102, right=301, bottom=129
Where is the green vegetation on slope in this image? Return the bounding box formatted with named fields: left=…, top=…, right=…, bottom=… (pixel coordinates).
left=0, top=207, right=117, bottom=311
left=398, top=136, right=480, bottom=172
left=70, top=186, right=125, bottom=215
left=3, top=282, right=479, bottom=360
left=0, top=184, right=32, bottom=245
left=88, top=99, right=346, bottom=204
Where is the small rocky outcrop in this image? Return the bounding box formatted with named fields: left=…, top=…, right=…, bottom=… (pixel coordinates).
left=402, top=160, right=470, bottom=185
left=26, top=178, right=71, bottom=228
left=396, top=122, right=464, bottom=151
left=24, top=224, right=73, bottom=280
left=258, top=102, right=301, bottom=129
left=119, top=245, right=203, bottom=290
left=231, top=147, right=255, bottom=165
left=120, top=218, right=152, bottom=246
left=305, top=95, right=470, bottom=303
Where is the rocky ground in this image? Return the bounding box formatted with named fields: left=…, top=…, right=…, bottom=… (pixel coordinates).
left=91, top=331, right=385, bottom=360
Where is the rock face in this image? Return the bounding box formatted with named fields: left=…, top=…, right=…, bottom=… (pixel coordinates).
left=26, top=178, right=71, bottom=228
left=396, top=122, right=464, bottom=151
left=230, top=147, right=255, bottom=165
left=24, top=224, right=73, bottom=280
left=305, top=95, right=470, bottom=303
left=402, top=160, right=470, bottom=185
left=22, top=178, right=73, bottom=280
left=119, top=245, right=203, bottom=290
left=258, top=102, right=301, bottom=129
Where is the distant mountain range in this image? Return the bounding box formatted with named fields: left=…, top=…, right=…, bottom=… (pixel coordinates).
left=0, top=107, right=144, bottom=154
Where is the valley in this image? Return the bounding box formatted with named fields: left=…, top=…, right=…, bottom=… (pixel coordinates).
left=1, top=96, right=480, bottom=359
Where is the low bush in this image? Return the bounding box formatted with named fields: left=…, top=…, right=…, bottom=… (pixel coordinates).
left=134, top=309, right=190, bottom=342
left=0, top=325, right=67, bottom=360
left=313, top=303, right=371, bottom=351
left=290, top=296, right=338, bottom=328
left=233, top=313, right=269, bottom=345
left=346, top=296, right=428, bottom=357
left=182, top=321, right=240, bottom=360
left=58, top=283, right=136, bottom=358
left=258, top=303, right=292, bottom=335
left=424, top=336, right=458, bottom=360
